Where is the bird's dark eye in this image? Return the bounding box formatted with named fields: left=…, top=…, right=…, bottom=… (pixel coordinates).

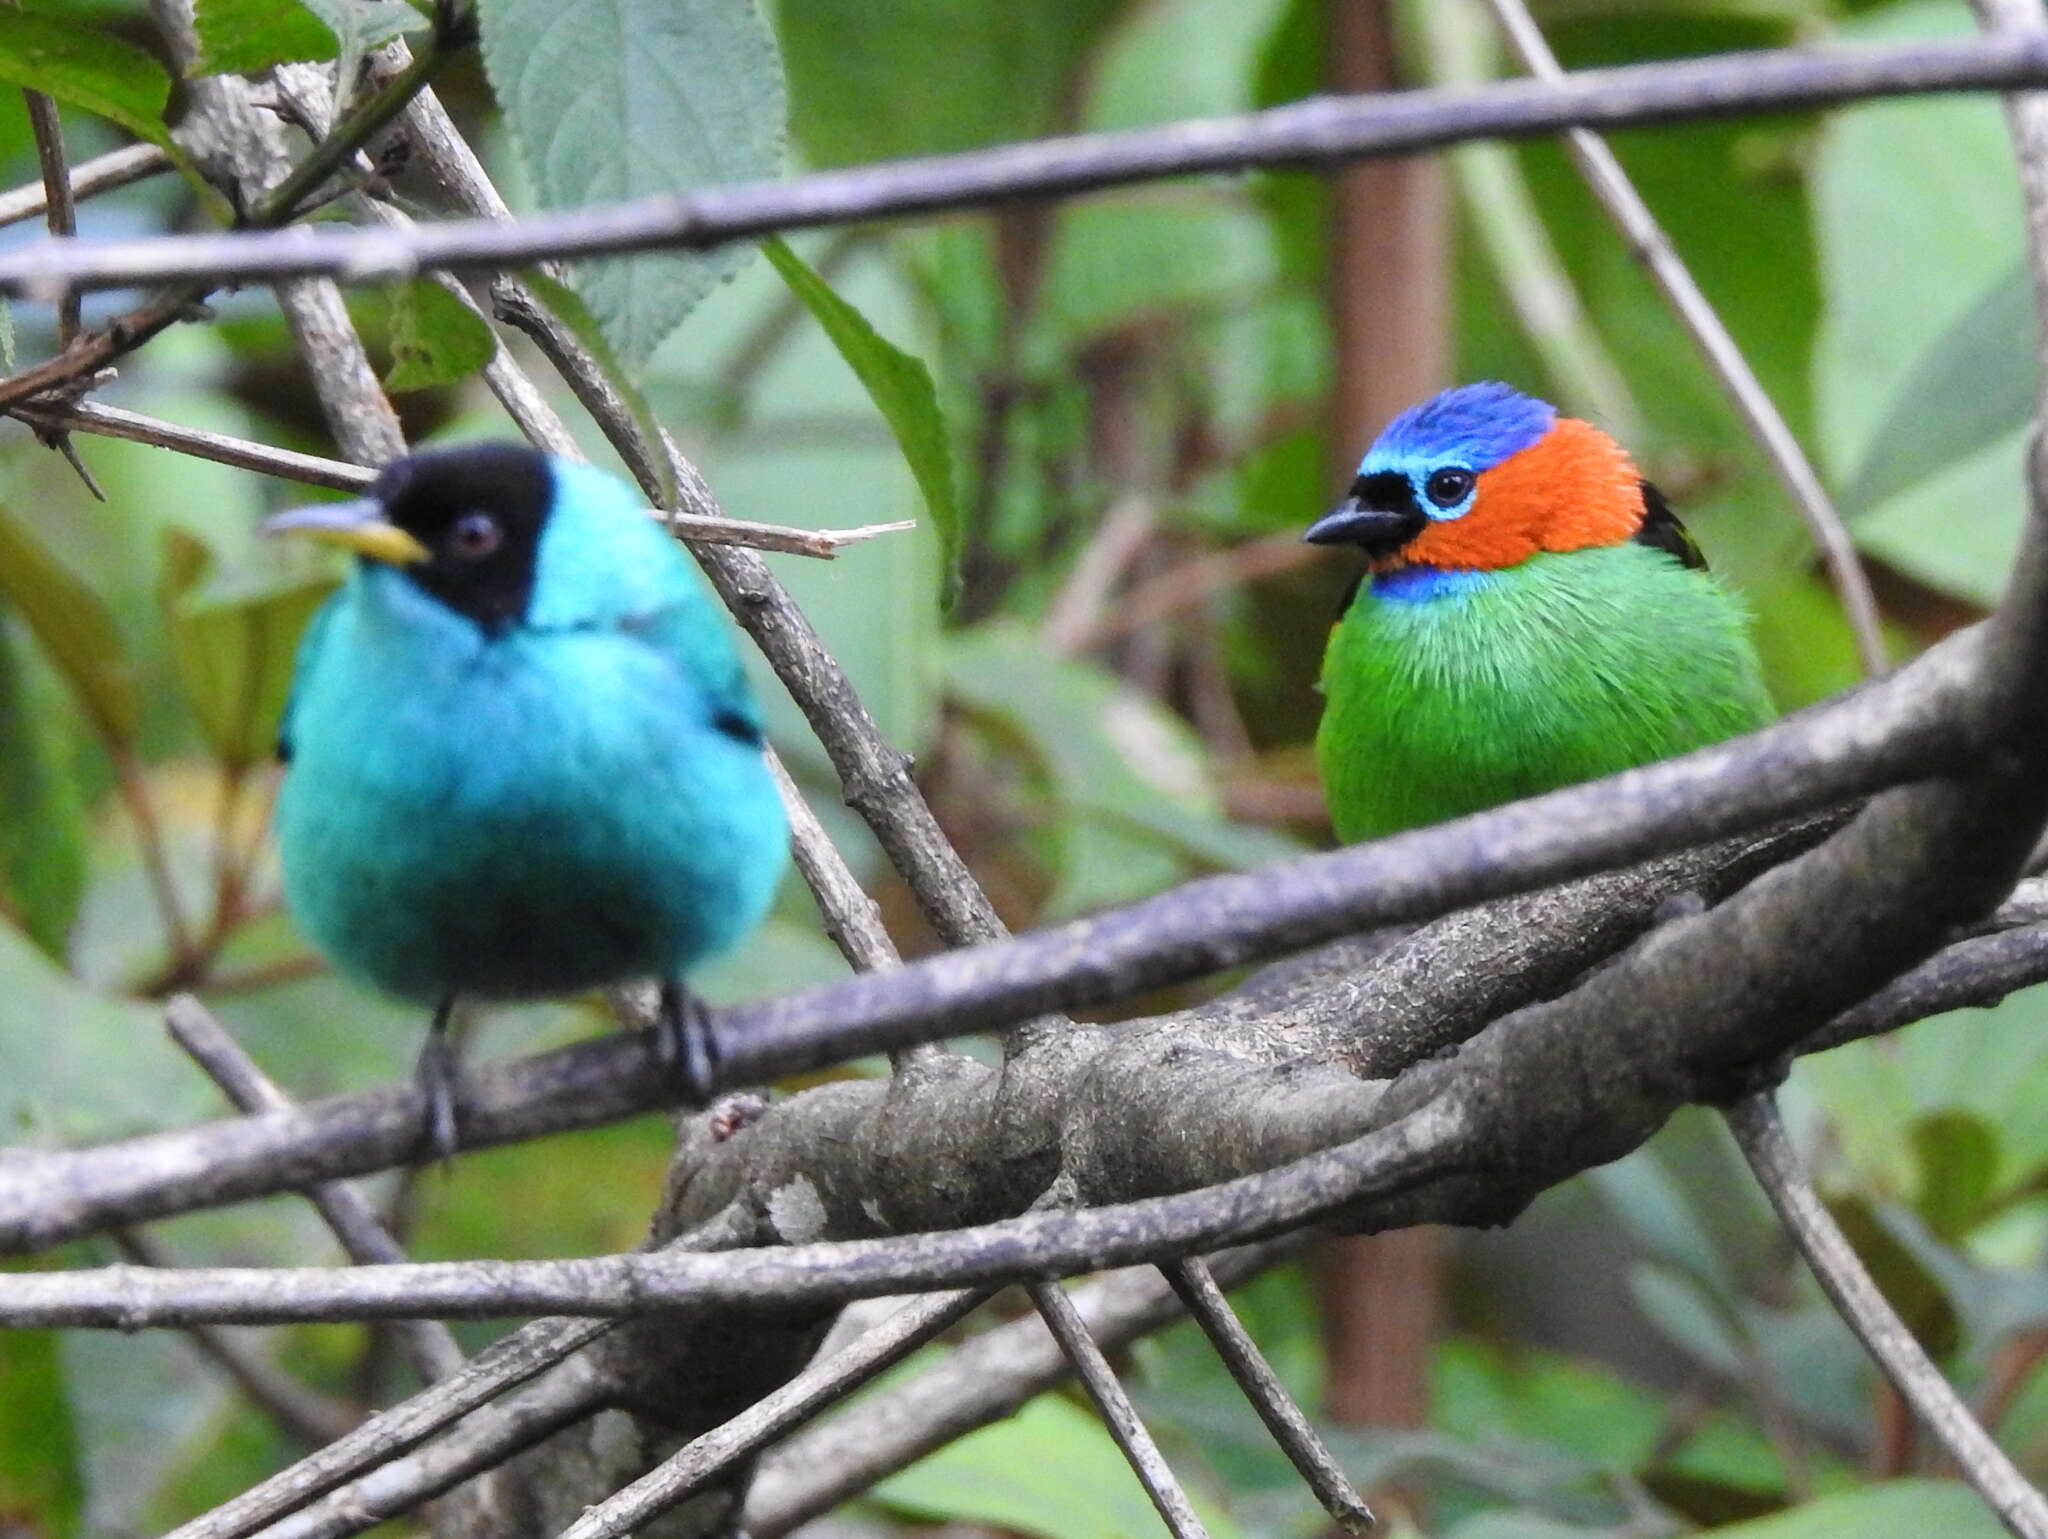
left=1424, top=467, right=1474, bottom=509
left=449, top=512, right=501, bottom=560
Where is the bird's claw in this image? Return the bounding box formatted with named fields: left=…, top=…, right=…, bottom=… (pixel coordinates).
left=657, top=982, right=722, bottom=1105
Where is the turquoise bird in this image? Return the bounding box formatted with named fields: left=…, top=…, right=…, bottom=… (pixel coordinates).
left=266, top=445, right=788, bottom=1154
left=1306, top=382, right=1773, bottom=843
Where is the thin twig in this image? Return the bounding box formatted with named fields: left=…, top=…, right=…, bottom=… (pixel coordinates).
left=21, top=91, right=80, bottom=343
left=11, top=400, right=373, bottom=488
left=1028, top=1279, right=1212, bottom=1538
left=1162, top=1257, right=1374, bottom=1532
left=4, top=400, right=912, bottom=553
left=0, top=1100, right=1467, bottom=1326
left=746, top=1242, right=1304, bottom=1536
left=111, top=1228, right=355, bottom=1447
left=158, top=1201, right=757, bottom=1539
left=7, top=35, right=2048, bottom=296
left=165, top=996, right=465, bottom=1385
left=0, top=142, right=168, bottom=230
left=1726, top=1096, right=2048, bottom=1539
left=164, top=1317, right=617, bottom=1539
left=555, top=1288, right=994, bottom=1539
left=1481, top=0, right=1887, bottom=677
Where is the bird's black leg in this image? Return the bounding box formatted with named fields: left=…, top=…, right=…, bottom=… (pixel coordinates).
left=415, top=996, right=462, bottom=1161
left=656, top=980, right=722, bottom=1105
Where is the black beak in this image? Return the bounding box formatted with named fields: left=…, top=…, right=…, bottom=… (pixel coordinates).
left=1302, top=497, right=1427, bottom=558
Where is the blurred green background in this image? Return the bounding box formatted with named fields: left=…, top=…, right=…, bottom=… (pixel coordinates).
left=3, top=0, right=2047, bottom=1535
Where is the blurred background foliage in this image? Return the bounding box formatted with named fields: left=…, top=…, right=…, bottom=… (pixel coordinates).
left=1, top=0, right=2046, bottom=1535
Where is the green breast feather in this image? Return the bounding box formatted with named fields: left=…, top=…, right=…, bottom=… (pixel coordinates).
left=1315, top=542, right=1773, bottom=844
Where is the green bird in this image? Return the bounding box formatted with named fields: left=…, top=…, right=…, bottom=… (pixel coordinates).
left=1305, top=382, right=1773, bottom=843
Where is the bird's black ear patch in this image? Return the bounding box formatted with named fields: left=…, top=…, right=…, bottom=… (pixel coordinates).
left=376, top=444, right=555, bottom=630
left=1634, top=480, right=1708, bottom=571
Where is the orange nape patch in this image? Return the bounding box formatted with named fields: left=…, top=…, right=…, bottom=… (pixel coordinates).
left=1392, top=416, right=1645, bottom=573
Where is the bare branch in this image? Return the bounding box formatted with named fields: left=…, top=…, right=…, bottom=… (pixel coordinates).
left=1480, top=0, right=1888, bottom=677
left=166, top=996, right=465, bottom=1385
left=1728, top=1097, right=2048, bottom=1539
left=744, top=1242, right=1305, bottom=1536
left=555, top=1288, right=993, bottom=1539
left=0, top=142, right=167, bottom=230
left=5, top=37, right=2048, bottom=296
left=0, top=1099, right=1468, bottom=1326
left=22, top=91, right=81, bottom=343
left=1163, top=1258, right=1374, bottom=1533
left=1031, top=1278, right=1216, bottom=1537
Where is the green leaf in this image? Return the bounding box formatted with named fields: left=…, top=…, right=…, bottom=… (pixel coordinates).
left=761, top=237, right=961, bottom=604
left=158, top=530, right=337, bottom=773
left=0, top=497, right=139, bottom=751
left=382, top=278, right=496, bottom=392
left=0, top=1312, right=83, bottom=1536
left=297, top=0, right=429, bottom=95
left=1703, top=1480, right=2008, bottom=1539
left=191, top=0, right=345, bottom=75
left=872, top=1391, right=1241, bottom=1539
left=1812, top=0, right=2026, bottom=605
left=777, top=0, right=1127, bottom=166
left=0, top=606, right=89, bottom=958
left=1911, top=1109, right=2002, bottom=1242
left=946, top=623, right=1296, bottom=916
left=1827, top=1194, right=1960, bottom=1360
left=1840, top=262, right=2034, bottom=519
left=514, top=269, right=678, bottom=511
left=1628, top=1262, right=1745, bottom=1377
left=478, top=0, right=786, bottom=369
left=0, top=12, right=177, bottom=151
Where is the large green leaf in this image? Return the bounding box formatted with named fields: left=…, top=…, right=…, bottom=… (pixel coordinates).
left=382, top=278, right=497, bottom=392
left=872, top=1391, right=1240, bottom=1539
left=0, top=606, right=89, bottom=958
left=0, top=11, right=178, bottom=151
left=0, top=1312, right=83, bottom=1536
left=478, top=0, right=786, bottom=369
left=158, top=529, right=337, bottom=773
left=1704, top=1480, right=2008, bottom=1539
left=0, top=498, right=139, bottom=751
left=1812, top=0, right=2026, bottom=605
left=1840, top=262, right=2034, bottom=520
left=761, top=237, right=961, bottom=604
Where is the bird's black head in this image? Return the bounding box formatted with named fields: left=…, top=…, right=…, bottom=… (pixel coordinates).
left=372, top=445, right=556, bottom=630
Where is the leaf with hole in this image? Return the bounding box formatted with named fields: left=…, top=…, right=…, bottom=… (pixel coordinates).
left=0, top=498, right=138, bottom=752
left=762, top=237, right=960, bottom=606
left=382, top=279, right=497, bottom=392
left=478, top=0, right=787, bottom=369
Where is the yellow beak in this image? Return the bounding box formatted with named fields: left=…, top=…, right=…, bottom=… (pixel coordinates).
left=261, top=498, right=430, bottom=566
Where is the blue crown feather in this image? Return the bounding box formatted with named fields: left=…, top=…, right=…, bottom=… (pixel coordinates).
left=1361, top=381, right=1556, bottom=478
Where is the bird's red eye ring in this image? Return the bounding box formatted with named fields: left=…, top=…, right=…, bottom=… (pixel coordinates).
left=450, top=511, right=501, bottom=560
